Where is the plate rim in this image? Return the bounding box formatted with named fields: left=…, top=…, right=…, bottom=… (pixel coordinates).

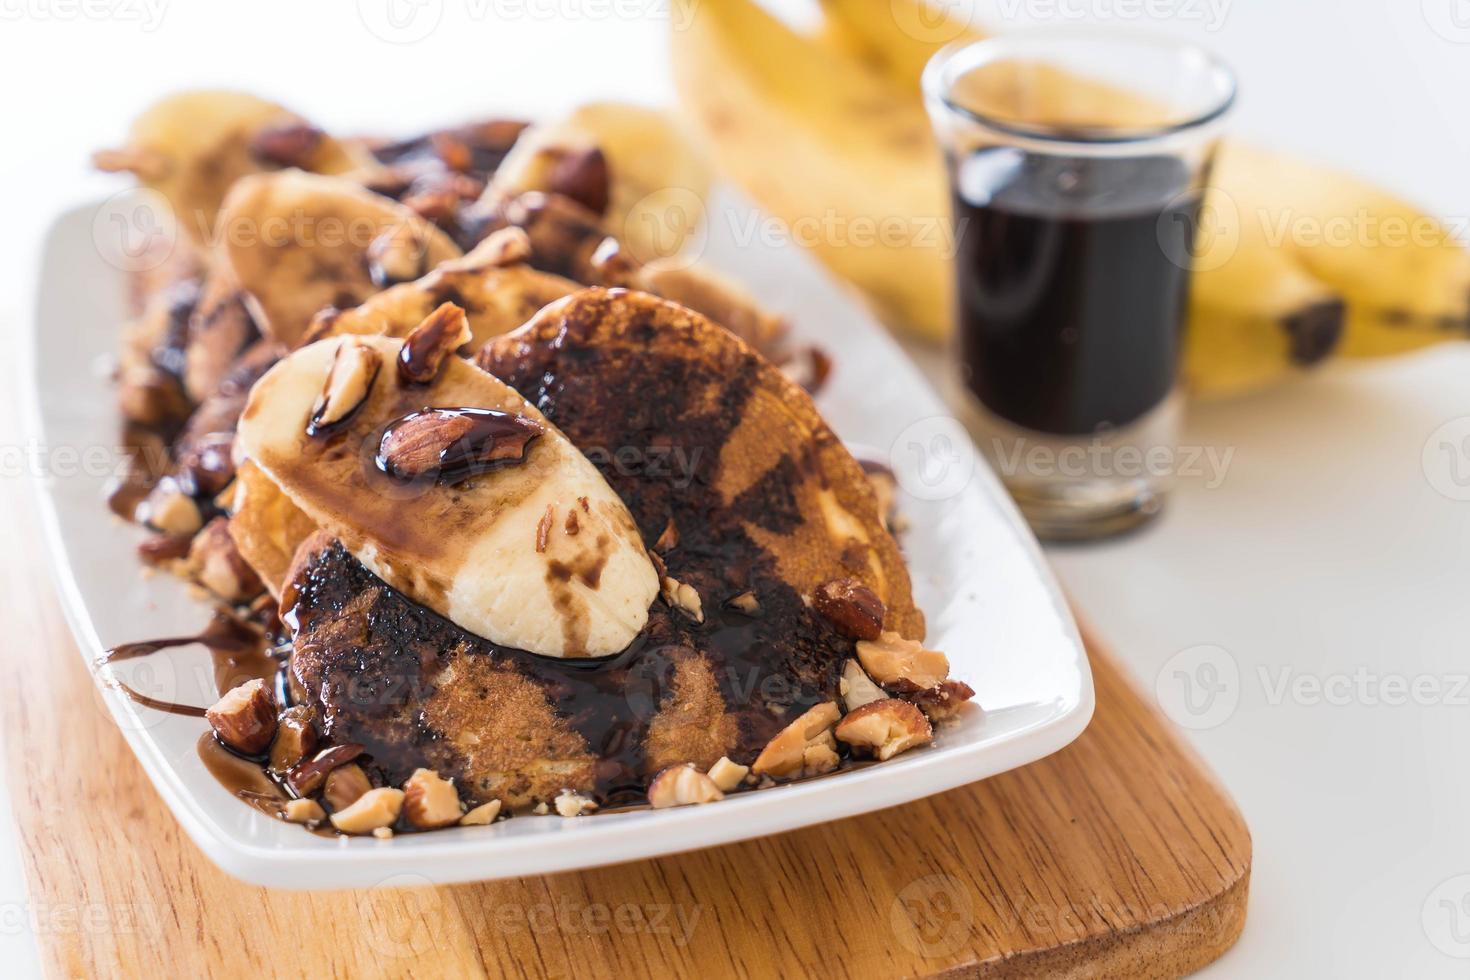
left=23, top=201, right=1095, bottom=890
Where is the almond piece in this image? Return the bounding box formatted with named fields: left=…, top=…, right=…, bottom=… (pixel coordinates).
left=176, top=432, right=236, bottom=498
left=118, top=373, right=190, bottom=428
left=547, top=146, right=610, bottom=216
left=751, top=702, right=842, bottom=779
left=706, top=757, right=749, bottom=793
left=910, top=679, right=978, bottom=722
left=283, top=798, right=326, bottom=826
left=286, top=743, right=365, bottom=797
left=553, top=790, right=598, bottom=817
left=377, top=408, right=542, bottom=483
left=779, top=345, right=833, bottom=396
left=401, top=184, right=466, bottom=223
left=834, top=698, right=933, bottom=761
left=661, top=576, right=704, bottom=623
left=378, top=411, right=475, bottom=479
left=403, top=768, right=463, bottom=829
left=431, top=131, right=475, bottom=172
left=459, top=800, right=503, bottom=826
left=588, top=236, right=639, bottom=285
left=841, top=658, right=886, bottom=712
left=323, top=763, right=373, bottom=811
left=187, top=517, right=265, bottom=603
left=307, top=341, right=380, bottom=435
left=397, top=302, right=473, bottom=385
left=812, top=579, right=885, bottom=641
left=470, top=226, right=533, bottom=268
left=726, top=591, right=759, bottom=615
left=648, top=765, right=725, bottom=808
left=330, top=787, right=405, bottom=835
left=137, top=533, right=193, bottom=566
left=366, top=225, right=430, bottom=287
left=863, top=464, right=899, bottom=532
left=855, top=631, right=950, bottom=691
left=653, top=517, right=679, bottom=553
left=268, top=705, right=318, bottom=774
left=248, top=122, right=324, bottom=168
left=145, top=486, right=202, bottom=537
left=205, top=678, right=277, bottom=755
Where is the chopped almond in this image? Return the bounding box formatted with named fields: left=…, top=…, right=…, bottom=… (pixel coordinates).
left=707, top=756, right=749, bottom=792
left=459, top=800, right=503, bottom=826
left=751, top=702, right=841, bottom=779
left=835, top=698, right=933, bottom=761
left=855, top=631, right=950, bottom=690
left=329, top=787, right=404, bottom=835
left=648, top=765, right=724, bottom=808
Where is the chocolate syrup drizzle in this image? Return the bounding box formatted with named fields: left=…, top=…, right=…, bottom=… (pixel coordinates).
left=283, top=296, right=859, bottom=810
left=95, top=611, right=280, bottom=718
left=96, top=611, right=303, bottom=812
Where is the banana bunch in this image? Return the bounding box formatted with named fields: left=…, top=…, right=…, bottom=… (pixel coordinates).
left=671, top=0, right=1470, bottom=396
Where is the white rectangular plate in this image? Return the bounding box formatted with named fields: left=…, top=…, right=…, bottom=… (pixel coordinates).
left=26, top=190, right=1092, bottom=890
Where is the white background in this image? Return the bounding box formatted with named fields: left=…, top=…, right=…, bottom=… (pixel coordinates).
left=3, top=0, right=1469, bottom=975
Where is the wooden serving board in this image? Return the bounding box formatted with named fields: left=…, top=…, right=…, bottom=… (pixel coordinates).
left=1, top=551, right=1250, bottom=971
left=0, top=370, right=1249, bottom=979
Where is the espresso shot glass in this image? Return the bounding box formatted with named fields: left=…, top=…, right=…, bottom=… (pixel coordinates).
left=923, top=32, right=1235, bottom=540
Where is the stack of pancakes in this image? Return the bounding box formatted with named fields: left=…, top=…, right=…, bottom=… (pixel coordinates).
left=281, top=289, right=919, bottom=809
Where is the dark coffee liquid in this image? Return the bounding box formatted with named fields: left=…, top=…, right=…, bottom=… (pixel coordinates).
left=953, top=148, right=1202, bottom=435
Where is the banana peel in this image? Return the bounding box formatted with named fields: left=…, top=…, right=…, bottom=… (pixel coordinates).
left=676, top=0, right=1470, bottom=396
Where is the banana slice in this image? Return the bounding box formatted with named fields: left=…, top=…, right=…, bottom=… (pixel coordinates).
left=490, top=102, right=710, bottom=264
left=94, top=90, right=374, bottom=245
left=216, top=170, right=462, bottom=348
left=237, top=332, right=658, bottom=658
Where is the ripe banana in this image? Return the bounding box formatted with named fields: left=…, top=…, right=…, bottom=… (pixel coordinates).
left=215, top=170, right=461, bottom=348
left=238, top=330, right=659, bottom=658
left=674, top=0, right=1470, bottom=396
left=669, top=0, right=949, bottom=339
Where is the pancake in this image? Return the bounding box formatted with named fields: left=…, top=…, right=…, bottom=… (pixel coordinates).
left=282, top=287, right=920, bottom=811
left=479, top=287, right=920, bottom=636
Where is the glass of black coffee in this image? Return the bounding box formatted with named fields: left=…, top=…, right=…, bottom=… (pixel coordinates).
left=923, top=32, right=1234, bottom=540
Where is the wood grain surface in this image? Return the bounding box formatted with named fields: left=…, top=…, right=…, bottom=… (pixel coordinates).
left=0, top=374, right=1250, bottom=978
